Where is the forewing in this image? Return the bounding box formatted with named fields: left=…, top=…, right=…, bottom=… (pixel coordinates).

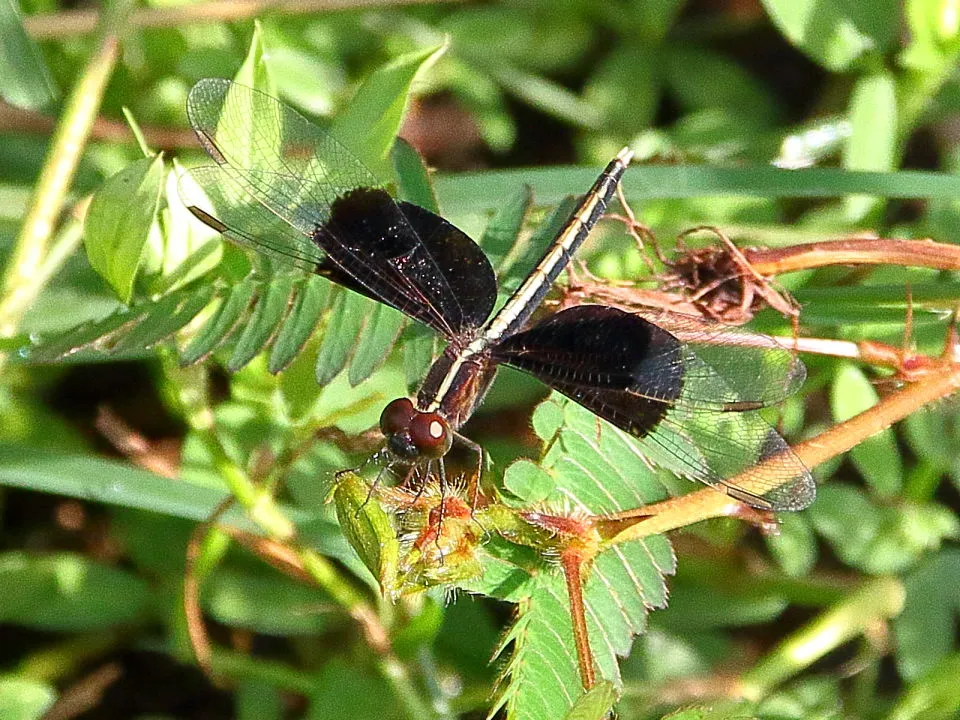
left=492, top=305, right=814, bottom=510
left=182, top=78, right=496, bottom=336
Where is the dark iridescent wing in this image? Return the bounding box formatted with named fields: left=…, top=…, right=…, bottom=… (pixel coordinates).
left=180, top=78, right=497, bottom=338
left=491, top=305, right=814, bottom=511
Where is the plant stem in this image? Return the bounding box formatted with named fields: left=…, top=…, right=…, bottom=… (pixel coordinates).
left=23, top=0, right=463, bottom=40
left=737, top=576, right=905, bottom=699
left=601, top=363, right=960, bottom=544
left=0, top=6, right=128, bottom=344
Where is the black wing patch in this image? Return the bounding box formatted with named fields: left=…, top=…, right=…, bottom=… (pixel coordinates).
left=181, top=78, right=496, bottom=338
left=492, top=305, right=815, bottom=511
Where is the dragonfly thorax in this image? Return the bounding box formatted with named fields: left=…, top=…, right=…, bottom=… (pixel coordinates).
left=380, top=397, right=453, bottom=461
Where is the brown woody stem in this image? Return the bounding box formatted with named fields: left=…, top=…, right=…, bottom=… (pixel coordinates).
left=598, top=363, right=960, bottom=543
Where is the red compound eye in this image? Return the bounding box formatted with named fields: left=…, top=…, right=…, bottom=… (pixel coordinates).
left=380, top=398, right=416, bottom=436
left=409, top=412, right=452, bottom=459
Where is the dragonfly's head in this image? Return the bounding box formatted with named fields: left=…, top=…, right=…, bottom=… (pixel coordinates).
left=380, top=398, right=453, bottom=461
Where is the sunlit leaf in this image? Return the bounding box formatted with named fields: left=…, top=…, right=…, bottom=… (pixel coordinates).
left=84, top=155, right=165, bottom=303
left=332, top=42, right=447, bottom=175
left=761, top=0, right=900, bottom=71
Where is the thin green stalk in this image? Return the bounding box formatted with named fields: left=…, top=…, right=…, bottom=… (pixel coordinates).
left=738, top=576, right=905, bottom=700
left=206, top=647, right=319, bottom=695
left=159, top=356, right=435, bottom=718
left=0, top=1, right=131, bottom=344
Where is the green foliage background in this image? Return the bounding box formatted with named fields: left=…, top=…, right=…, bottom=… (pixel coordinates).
left=1, top=1, right=959, bottom=719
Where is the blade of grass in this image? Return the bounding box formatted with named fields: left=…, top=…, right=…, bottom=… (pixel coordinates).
left=0, top=0, right=133, bottom=352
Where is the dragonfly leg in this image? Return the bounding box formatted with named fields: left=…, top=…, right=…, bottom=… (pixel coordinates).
left=454, top=432, right=485, bottom=508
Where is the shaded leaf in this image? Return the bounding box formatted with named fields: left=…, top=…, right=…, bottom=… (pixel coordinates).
left=180, top=277, right=258, bottom=365
left=206, top=566, right=332, bottom=636
left=808, top=484, right=959, bottom=574
left=237, top=680, right=284, bottom=720
left=23, top=283, right=216, bottom=363
left=0, top=551, right=150, bottom=630
left=481, top=183, right=532, bottom=272
left=830, top=364, right=902, bottom=496
left=227, top=274, right=296, bottom=371
left=894, top=548, right=960, bottom=681
left=269, top=276, right=331, bottom=373
left=886, top=652, right=960, bottom=720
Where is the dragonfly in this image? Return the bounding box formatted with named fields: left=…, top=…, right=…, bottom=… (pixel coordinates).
left=182, top=78, right=815, bottom=513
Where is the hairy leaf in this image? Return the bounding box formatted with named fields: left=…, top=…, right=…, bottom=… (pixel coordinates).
left=491, top=395, right=675, bottom=719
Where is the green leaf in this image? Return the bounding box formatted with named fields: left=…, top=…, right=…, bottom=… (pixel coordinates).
left=234, top=20, right=275, bottom=96
left=433, top=164, right=960, bottom=215
left=0, top=551, right=150, bottom=630
left=901, top=0, right=960, bottom=70
left=765, top=512, right=818, bottom=577
left=332, top=42, right=447, bottom=175
left=269, top=276, right=331, bottom=374
left=469, top=55, right=603, bottom=129
left=314, top=290, right=366, bottom=385
left=886, top=652, right=960, bottom=720
left=665, top=46, right=779, bottom=128
left=180, top=277, right=258, bottom=365
left=237, top=680, right=284, bottom=720
left=662, top=704, right=759, bottom=720
left=503, top=458, right=555, bottom=504
left=22, top=282, right=216, bottom=364
left=584, top=46, right=659, bottom=134
left=564, top=681, right=617, bottom=720
left=843, top=70, right=898, bottom=219
left=808, top=484, right=958, bottom=574
left=442, top=7, right=592, bottom=74
left=480, top=184, right=532, bottom=272
left=0, top=0, right=58, bottom=110
left=206, top=566, right=332, bottom=636
left=830, top=364, right=903, bottom=496
left=156, top=158, right=224, bottom=293
left=761, top=0, right=901, bottom=71
left=227, top=275, right=296, bottom=371
left=83, top=155, right=165, bottom=303
left=499, top=196, right=580, bottom=296
left=844, top=70, right=898, bottom=173
left=402, top=323, right=437, bottom=389
left=0, top=676, right=56, bottom=720
left=110, top=283, right=216, bottom=354
left=893, top=548, right=960, bottom=681
left=496, top=395, right=675, bottom=719
left=391, top=138, right=439, bottom=212
left=307, top=659, right=404, bottom=720
left=348, top=302, right=405, bottom=386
